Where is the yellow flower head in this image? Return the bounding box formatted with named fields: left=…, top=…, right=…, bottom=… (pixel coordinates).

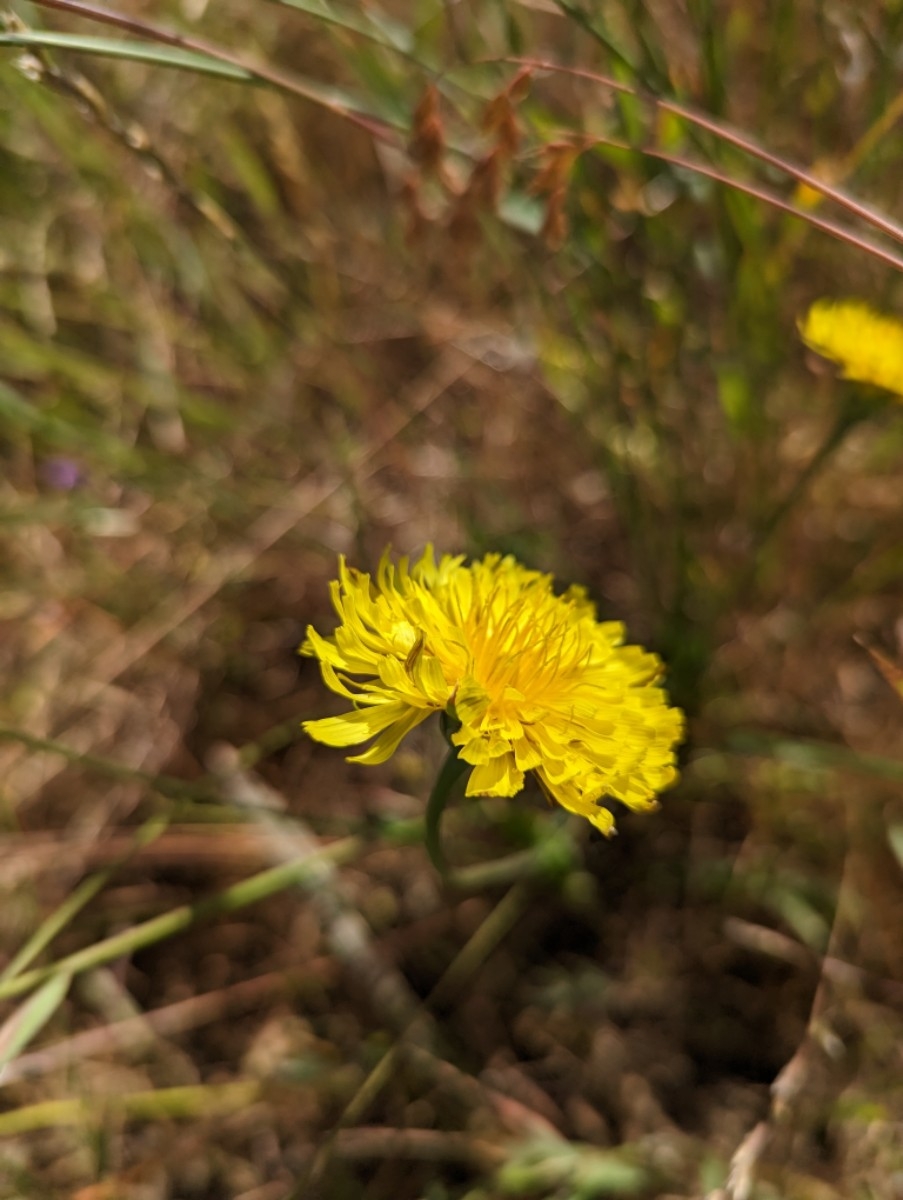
left=799, top=299, right=903, bottom=397
left=301, top=548, right=684, bottom=834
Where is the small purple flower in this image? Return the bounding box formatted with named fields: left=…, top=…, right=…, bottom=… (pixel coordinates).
left=40, top=457, right=82, bottom=490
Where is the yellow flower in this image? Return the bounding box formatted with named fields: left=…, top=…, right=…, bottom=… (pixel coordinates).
left=301, top=548, right=683, bottom=834
left=799, top=299, right=903, bottom=397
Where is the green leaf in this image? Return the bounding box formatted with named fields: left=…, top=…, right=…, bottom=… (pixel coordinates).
left=499, top=190, right=545, bottom=235
left=0, top=839, right=362, bottom=1004
left=0, top=818, right=170, bottom=987
left=0, top=32, right=383, bottom=121
left=266, top=0, right=414, bottom=54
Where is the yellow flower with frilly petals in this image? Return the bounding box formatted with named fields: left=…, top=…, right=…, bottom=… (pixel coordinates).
left=800, top=299, right=903, bottom=397
left=301, top=548, right=683, bottom=834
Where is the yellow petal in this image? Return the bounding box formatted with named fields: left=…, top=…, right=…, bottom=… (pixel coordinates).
left=303, top=700, right=412, bottom=748
left=466, top=753, right=523, bottom=797
left=302, top=545, right=683, bottom=832
left=348, top=706, right=432, bottom=765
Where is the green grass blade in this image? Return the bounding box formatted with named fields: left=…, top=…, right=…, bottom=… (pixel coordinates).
left=0, top=837, right=363, bottom=1004
left=728, top=731, right=903, bottom=785
left=0, top=31, right=254, bottom=81
left=0, top=29, right=387, bottom=124
left=0, top=724, right=217, bottom=803
left=0, top=1081, right=260, bottom=1134
left=0, top=817, right=170, bottom=986
left=0, top=973, right=72, bottom=1075
left=266, top=0, right=414, bottom=55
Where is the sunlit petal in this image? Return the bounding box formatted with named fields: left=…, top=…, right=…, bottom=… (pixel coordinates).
left=800, top=299, right=903, bottom=397
left=302, top=546, right=684, bottom=831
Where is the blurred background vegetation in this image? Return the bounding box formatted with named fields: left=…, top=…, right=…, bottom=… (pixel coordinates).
left=3, top=0, right=903, bottom=1196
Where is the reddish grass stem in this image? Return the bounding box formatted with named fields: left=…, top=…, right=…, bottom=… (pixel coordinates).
left=505, top=56, right=903, bottom=250
left=589, top=134, right=903, bottom=276
left=26, top=0, right=398, bottom=142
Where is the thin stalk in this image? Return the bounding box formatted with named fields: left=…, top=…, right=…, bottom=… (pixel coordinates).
left=582, top=132, right=903, bottom=276
left=424, top=746, right=471, bottom=876
left=550, top=1, right=641, bottom=77
left=447, top=828, right=575, bottom=891
left=0, top=836, right=363, bottom=1003
left=302, top=879, right=532, bottom=1193
left=504, top=57, right=903, bottom=250
left=729, top=397, right=870, bottom=602
left=0, top=723, right=215, bottom=802
left=686, top=0, right=725, bottom=114
left=640, top=145, right=903, bottom=276
left=0, top=1081, right=259, bottom=1136
left=726, top=730, right=903, bottom=786
left=27, top=0, right=398, bottom=141
left=754, top=407, right=865, bottom=551
left=0, top=815, right=169, bottom=984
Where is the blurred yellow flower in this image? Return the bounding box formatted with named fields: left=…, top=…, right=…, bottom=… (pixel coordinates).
left=800, top=299, right=903, bottom=397
left=301, top=547, right=683, bottom=834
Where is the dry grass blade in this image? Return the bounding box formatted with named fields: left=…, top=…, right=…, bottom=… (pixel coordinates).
left=854, top=634, right=903, bottom=706
left=0, top=817, right=172, bottom=984
left=0, top=961, right=336, bottom=1087
left=0, top=838, right=362, bottom=1003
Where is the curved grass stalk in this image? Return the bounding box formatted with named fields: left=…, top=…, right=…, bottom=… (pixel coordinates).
left=22, top=4, right=900, bottom=276
left=0, top=816, right=170, bottom=985
left=505, top=56, right=903, bottom=256
left=0, top=29, right=254, bottom=80
left=586, top=133, right=903, bottom=277
left=265, top=0, right=422, bottom=63
left=25, top=0, right=400, bottom=141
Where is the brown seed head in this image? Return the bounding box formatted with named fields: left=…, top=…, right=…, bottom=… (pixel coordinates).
left=530, top=141, right=582, bottom=196
left=409, top=84, right=445, bottom=175
left=541, top=187, right=569, bottom=250
left=466, top=149, right=504, bottom=211
left=482, top=92, right=519, bottom=158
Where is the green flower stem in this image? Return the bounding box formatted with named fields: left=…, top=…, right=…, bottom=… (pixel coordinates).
left=424, top=746, right=471, bottom=876
left=755, top=399, right=867, bottom=550
left=729, top=392, right=872, bottom=605
left=0, top=836, right=363, bottom=1004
